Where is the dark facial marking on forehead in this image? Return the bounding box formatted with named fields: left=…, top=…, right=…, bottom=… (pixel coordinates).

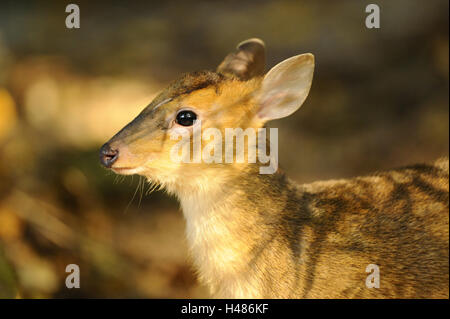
left=165, top=70, right=226, bottom=99
left=143, top=70, right=229, bottom=115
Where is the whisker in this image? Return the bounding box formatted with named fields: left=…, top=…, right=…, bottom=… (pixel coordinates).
left=137, top=176, right=144, bottom=207
left=124, top=176, right=140, bottom=214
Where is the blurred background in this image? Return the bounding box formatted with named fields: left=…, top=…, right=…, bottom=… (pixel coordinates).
left=0, top=0, right=448, bottom=298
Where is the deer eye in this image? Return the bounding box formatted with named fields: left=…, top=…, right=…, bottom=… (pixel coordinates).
left=176, top=110, right=197, bottom=126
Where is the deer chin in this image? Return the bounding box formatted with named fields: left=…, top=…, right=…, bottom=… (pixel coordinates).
left=111, top=166, right=146, bottom=175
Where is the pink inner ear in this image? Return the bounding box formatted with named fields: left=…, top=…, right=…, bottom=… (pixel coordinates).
left=256, top=91, right=287, bottom=119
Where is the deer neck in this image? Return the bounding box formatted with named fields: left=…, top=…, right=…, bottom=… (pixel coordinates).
left=174, top=166, right=295, bottom=297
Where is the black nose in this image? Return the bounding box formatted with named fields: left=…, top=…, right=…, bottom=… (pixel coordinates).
left=99, top=143, right=119, bottom=168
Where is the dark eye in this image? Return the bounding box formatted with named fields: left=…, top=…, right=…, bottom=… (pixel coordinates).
left=176, top=110, right=197, bottom=126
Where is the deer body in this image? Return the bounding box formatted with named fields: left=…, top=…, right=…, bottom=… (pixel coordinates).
left=178, top=161, right=449, bottom=298
left=100, top=39, right=449, bottom=298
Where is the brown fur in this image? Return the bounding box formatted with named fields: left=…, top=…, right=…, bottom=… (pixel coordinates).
left=212, top=159, right=449, bottom=298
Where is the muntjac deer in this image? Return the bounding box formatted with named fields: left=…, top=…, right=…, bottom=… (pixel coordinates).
left=100, top=39, right=449, bottom=298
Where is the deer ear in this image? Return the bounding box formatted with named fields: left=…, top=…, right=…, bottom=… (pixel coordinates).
left=255, top=53, right=314, bottom=122
left=217, top=38, right=266, bottom=80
